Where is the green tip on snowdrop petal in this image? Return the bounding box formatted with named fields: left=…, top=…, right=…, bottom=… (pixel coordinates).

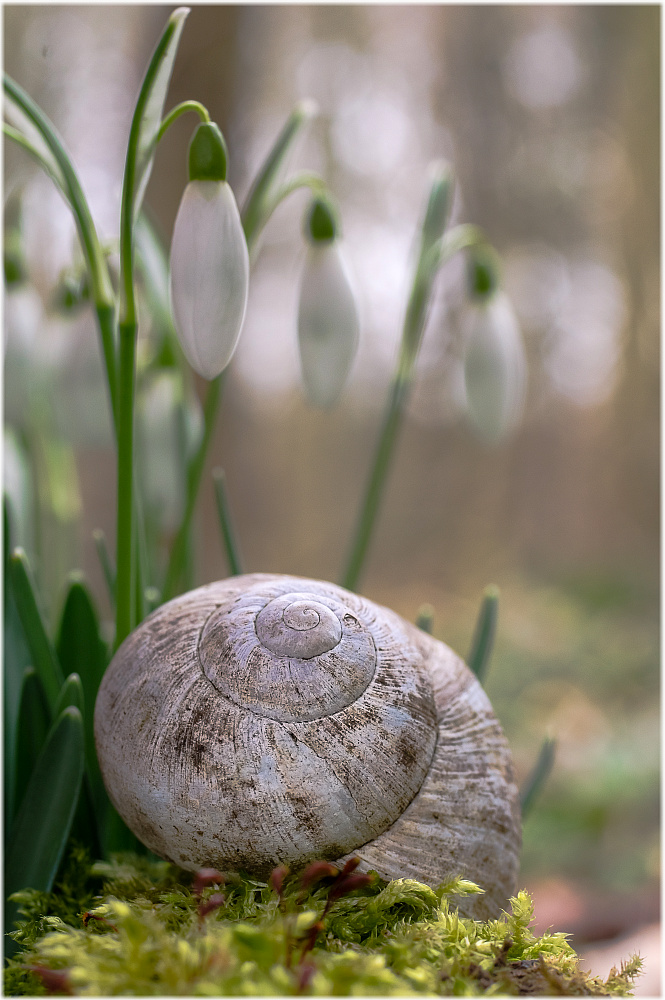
left=463, top=291, right=526, bottom=444
left=298, top=242, right=360, bottom=408
left=169, top=180, right=249, bottom=380
left=466, top=243, right=501, bottom=301
left=306, top=197, right=339, bottom=243
left=188, top=122, right=228, bottom=182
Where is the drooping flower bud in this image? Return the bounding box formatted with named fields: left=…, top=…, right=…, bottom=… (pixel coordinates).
left=169, top=122, right=249, bottom=380
left=466, top=243, right=501, bottom=302
left=463, top=291, right=526, bottom=443
left=297, top=198, right=359, bottom=408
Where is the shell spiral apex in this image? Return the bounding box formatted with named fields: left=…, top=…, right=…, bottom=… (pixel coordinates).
left=94, top=573, right=521, bottom=919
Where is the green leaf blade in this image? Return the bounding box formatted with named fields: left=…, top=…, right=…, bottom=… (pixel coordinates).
left=132, top=6, right=190, bottom=220
left=3, top=74, right=115, bottom=313
left=3, top=78, right=68, bottom=194
left=56, top=576, right=108, bottom=743
left=212, top=467, right=244, bottom=576
left=13, top=668, right=52, bottom=818
left=4, top=501, right=32, bottom=833
left=520, top=735, right=557, bottom=820
left=53, top=673, right=85, bottom=719
left=55, top=577, right=111, bottom=836
left=468, top=584, right=500, bottom=685
left=5, top=705, right=85, bottom=956
left=9, top=548, right=64, bottom=708
left=241, top=99, right=318, bottom=249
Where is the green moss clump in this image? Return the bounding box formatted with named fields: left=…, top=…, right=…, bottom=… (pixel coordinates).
left=4, top=852, right=642, bottom=996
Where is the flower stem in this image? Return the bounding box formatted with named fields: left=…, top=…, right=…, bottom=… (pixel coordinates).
left=262, top=171, right=327, bottom=221
left=114, top=8, right=189, bottom=646
left=212, top=467, right=244, bottom=576
left=162, top=374, right=223, bottom=600
left=115, top=321, right=137, bottom=646
left=157, top=100, right=210, bottom=143
left=341, top=375, right=408, bottom=592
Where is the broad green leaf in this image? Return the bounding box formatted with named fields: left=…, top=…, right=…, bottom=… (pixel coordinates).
left=467, top=584, right=499, bottom=685
left=9, top=548, right=63, bottom=708
left=53, top=673, right=84, bottom=719
left=132, top=7, right=190, bottom=219
left=3, top=499, right=31, bottom=833
left=56, top=576, right=107, bottom=747
left=6, top=705, right=85, bottom=895
left=55, top=577, right=110, bottom=831
left=5, top=707, right=85, bottom=954
left=3, top=492, right=12, bottom=580
left=13, top=668, right=51, bottom=818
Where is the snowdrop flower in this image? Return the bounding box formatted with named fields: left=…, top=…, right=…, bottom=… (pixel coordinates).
left=463, top=291, right=527, bottom=443
left=297, top=198, right=360, bottom=408
left=170, top=122, right=249, bottom=380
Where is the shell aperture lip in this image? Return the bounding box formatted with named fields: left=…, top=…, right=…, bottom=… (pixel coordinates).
left=198, top=582, right=376, bottom=723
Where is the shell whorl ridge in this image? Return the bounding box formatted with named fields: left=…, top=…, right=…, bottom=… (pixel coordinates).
left=200, top=589, right=376, bottom=723
left=94, top=574, right=521, bottom=919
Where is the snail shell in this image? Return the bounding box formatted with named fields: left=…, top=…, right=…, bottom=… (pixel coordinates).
left=94, top=574, right=521, bottom=918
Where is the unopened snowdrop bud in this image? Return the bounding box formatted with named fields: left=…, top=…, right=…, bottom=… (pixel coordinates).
left=297, top=198, right=359, bottom=408
left=169, top=122, right=249, bottom=380
left=466, top=243, right=501, bottom=302
left=463, top=291, right=526, bottom=444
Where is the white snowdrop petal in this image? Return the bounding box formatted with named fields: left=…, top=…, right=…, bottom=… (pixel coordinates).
left=297, top=243, right=360, bottom=408
left=170, top=180, right=249, bottom=380
left=463, top=292, right=526, bottom=443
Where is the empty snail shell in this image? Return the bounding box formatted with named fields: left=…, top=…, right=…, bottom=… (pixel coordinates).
left=94, top=574, right=521, bottom=919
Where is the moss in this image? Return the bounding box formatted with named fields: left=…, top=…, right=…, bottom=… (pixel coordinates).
left=4, top=852, right=642, bottom=996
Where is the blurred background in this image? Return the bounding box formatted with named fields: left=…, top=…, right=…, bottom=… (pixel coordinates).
left=4, top=4, right=659, bottom=989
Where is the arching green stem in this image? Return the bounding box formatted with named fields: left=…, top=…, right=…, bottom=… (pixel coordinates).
left=157, top=100, right=210, bottom=143
left=262, top=171, right=328, bottom=220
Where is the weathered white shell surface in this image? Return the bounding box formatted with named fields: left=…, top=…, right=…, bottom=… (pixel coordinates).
left=94, top=574, right=521, bottom=919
